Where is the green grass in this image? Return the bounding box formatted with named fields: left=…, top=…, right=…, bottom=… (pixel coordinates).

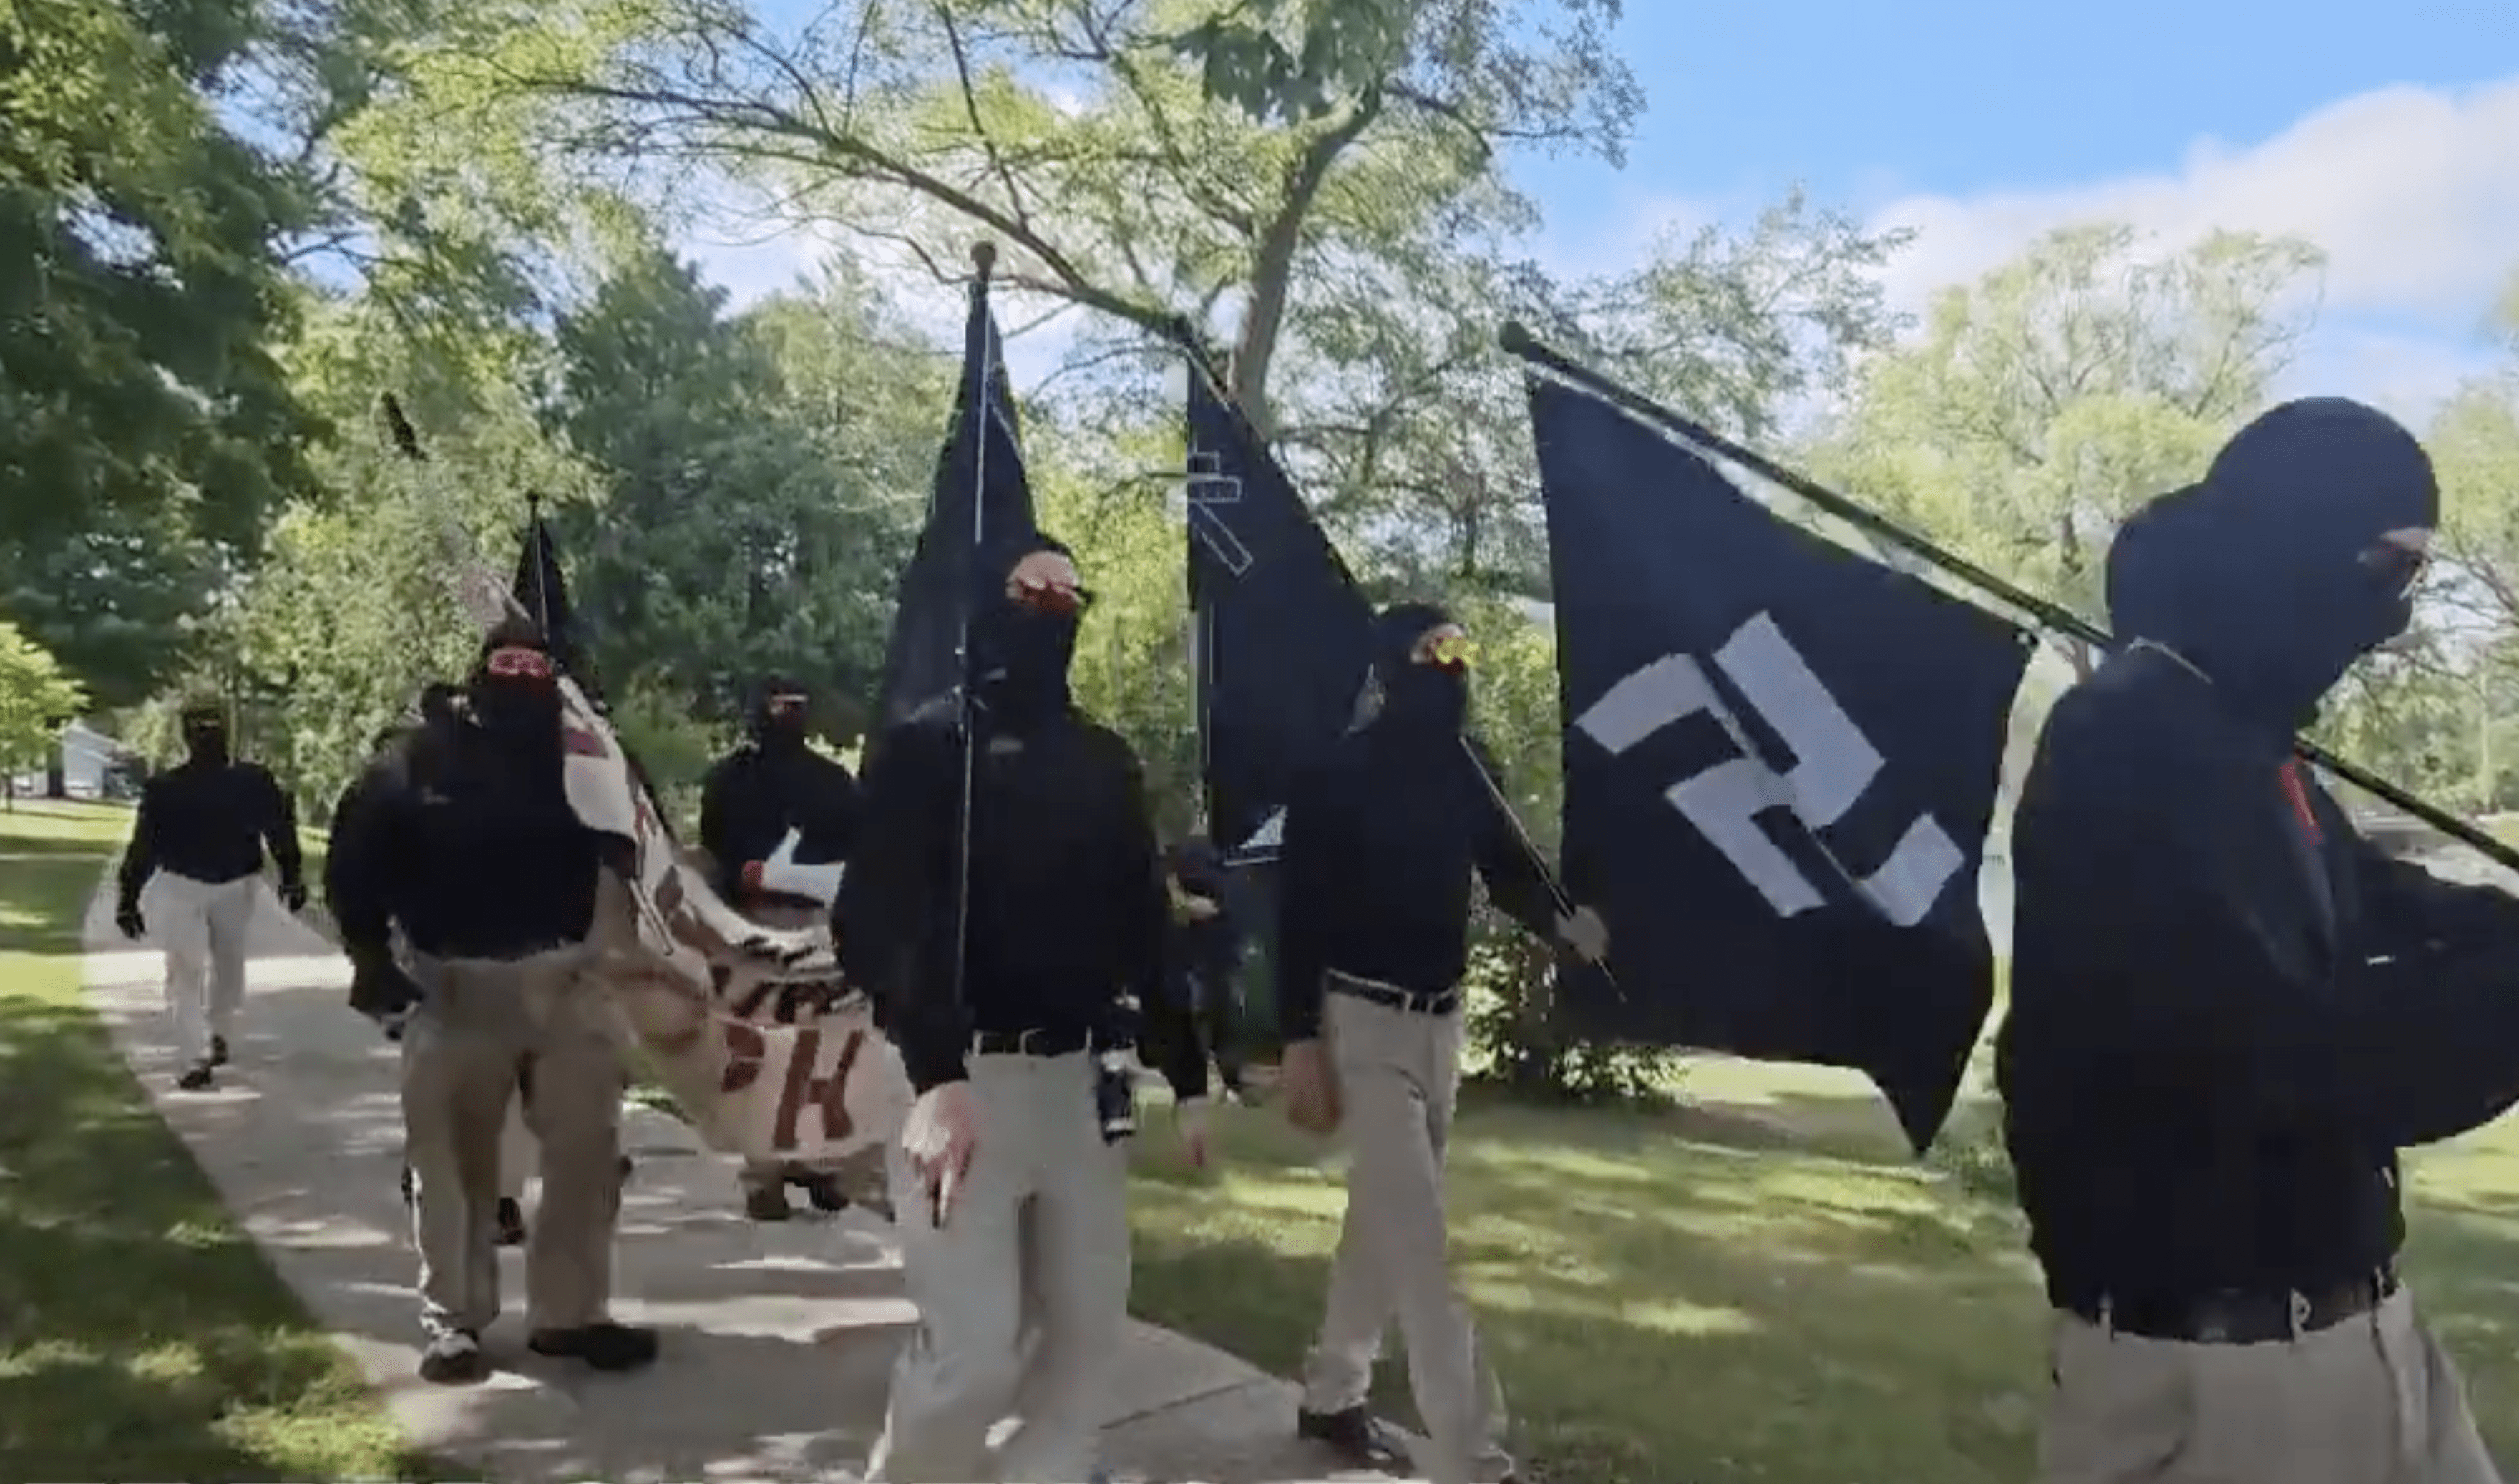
left=0, top=801, right=442, bottom=1480
left=1127, top=1063, right=2519, bottom=1484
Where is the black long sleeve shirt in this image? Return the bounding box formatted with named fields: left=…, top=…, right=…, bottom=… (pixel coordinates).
left=325, top=722, right=604, bottom=964
left=1998, top=650, right=2519, bottom=1307
left=118, top=758, right=301, bottom=904
left=1275, top=728, right=1558, bottom=1041
left=834, top=700, right=1202, bottom=1099
left=698, top=742, right=862, bottom=905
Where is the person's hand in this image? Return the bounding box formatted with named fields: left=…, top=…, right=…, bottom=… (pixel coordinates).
left=1175, top=1096, right=1212, bottom=1169
left=1279, top=1038, right=1340, bottom=1136
left=740, top=860, right=766, bottom=896
left=1179, top=894, right=1220, bottom=922
left=114, top=901, right=145, bottom=940
left=1556, top=904, right=1609, bottom=965
left=349, top=957, right=424, bottom=1026
left=279, top=880, right=308, bottom=914
left=901, top=1080, right=980, bottom=1224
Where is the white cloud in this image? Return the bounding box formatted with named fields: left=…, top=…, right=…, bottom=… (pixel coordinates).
left=1870, top=75, right=2519, bottom=332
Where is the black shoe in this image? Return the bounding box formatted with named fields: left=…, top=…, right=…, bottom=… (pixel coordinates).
left=528, top=1322, right=658, bottom=1372
left=418, top=1329, right=489, bottom=1385
left=795, top=1172, right=852, bottom=1213
left=399, top=1164, right=415, bottom=1206
left=494, top=1196, right=527, bottom=1246
left=177, top=1062, right=214, bottom=1091
left=743, top=1183, right=792, bottom=1221
left=1297, top=1407, right=1405, bottom=1468
left=208, top=1035, right=230, bottom=1067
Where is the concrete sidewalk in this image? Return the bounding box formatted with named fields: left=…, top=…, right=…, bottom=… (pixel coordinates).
left=82, top=880, right=1418, bottom=1483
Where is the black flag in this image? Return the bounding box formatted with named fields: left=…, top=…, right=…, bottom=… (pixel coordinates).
left=511, top=505, right=599, bottom=702
left=1183, top=366, right=1378, bottom=862
left=1527, top=376, right=2030, bottom=1151
left=872, top=275, right=1038, bottom=732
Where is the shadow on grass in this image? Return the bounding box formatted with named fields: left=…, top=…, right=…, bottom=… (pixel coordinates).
left=0, top=848, right=112, bottom=955
left=1131, top=1085, right=2519, bottom=1484
left=0, top=837, right=451, bottom=1480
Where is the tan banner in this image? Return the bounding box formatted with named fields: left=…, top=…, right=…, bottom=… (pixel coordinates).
left=553, top=677, right=912, bottom=1163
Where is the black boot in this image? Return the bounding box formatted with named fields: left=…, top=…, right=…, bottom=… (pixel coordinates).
left=177, top=1061, right=214, bottom=1091
left=529, top=1322, right=658, bottom=1372
left=208, top=1035, right=230, bottom=1067
left=1297, top=1406, right=1405, bottom=1469
left=418, top=1329, right=489, bottom=1385
left=494, top=1196, right=527, bottom=1246
left=794, top=1171, right=852, bottom=1214
left=743, top=1181, right=792, bottom=1221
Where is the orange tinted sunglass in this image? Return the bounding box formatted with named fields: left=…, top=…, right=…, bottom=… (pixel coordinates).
left=485, top=647, right=553, bottom=679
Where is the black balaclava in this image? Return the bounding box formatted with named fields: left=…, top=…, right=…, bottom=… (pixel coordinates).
left=970, top=537, right=1081, bottom=733
left=750, top=674, right=811, bottom=756
left=2106, top=396, right=2437, bottom=734
left=469, top=616, right=564, bottom=755
left=1368, top=600, right=1468, bottom=740
left=178, top=703, right=229, bottom=767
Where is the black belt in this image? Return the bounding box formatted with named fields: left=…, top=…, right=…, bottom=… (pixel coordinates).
left=970, top=1027, right=1094, bottom=1058
left=2070, top=1265, right=2399, bottom=1344
left=1325, top=973, right=1459, bottom=1017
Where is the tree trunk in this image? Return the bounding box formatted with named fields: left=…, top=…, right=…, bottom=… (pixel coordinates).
left=44, top=758, right=64, bottom=799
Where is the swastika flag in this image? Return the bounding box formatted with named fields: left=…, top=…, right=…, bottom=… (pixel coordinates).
left=1526, top=375, right=2032, bottom=1151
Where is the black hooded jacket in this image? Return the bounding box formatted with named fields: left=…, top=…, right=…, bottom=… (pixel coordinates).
left=1272, top=602, right=1558, bottom=1040
left=1997, top=398, right=2519, bottom=1307
left=834, top=539, right=1203, bottom=1099
left=698, top=679, right=864, bottom=908
left=326, top=621, right=605, bottom=964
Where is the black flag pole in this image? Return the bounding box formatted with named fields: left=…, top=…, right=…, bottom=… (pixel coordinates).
left=947, top=241, right=1000, bottom=1096
left=1496, top=321, right=2519, bottom=877
left=1161, top=318, right=1607, bottom=973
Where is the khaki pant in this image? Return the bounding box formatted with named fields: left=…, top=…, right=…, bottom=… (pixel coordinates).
left=148, top=872, right=258, bottom=1063
left=401, top=945, right=627, bottom=1339
left=1300, top=990, right=1512, bottom=1484
left=2040, top=1287, right=2503, bottom=1483
left=868, top=1049, right=1130, bottom=1483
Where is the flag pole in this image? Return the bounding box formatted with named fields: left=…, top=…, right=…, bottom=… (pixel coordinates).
left=1496, top=320, right=2519, bottom=877
left=945, top=240, right=999, bottom=1083
left=1163, top=318, right=1610, bottom=977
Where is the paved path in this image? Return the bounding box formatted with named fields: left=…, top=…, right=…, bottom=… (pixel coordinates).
left=82, top=878, right=1418, bottom=1483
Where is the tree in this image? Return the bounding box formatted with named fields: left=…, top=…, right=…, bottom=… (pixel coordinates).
left=424, top=0, right=1639, bottom=432
left=0, top=623, right=87, bottom=809
left=0, top=0, right=330, bottom=700
left=1810, top=223, right=2328, bottom=655
left=544, top=238, right=939, bottom=730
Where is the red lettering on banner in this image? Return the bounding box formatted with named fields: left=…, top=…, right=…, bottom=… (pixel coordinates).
left=719, top=1022, right=767, bottom=1095
left=771, top=1026, right=867, bottom=1151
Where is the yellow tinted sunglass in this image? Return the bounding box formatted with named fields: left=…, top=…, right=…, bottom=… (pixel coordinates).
left=1423, top=632, right=1476, bottom=668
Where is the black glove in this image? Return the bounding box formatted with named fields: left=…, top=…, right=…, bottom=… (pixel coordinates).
left=114, top=900, right=145, bottom=940
left=279, top=880, right=308, bottom=914
left=347, top=950, right=424, bottom=1026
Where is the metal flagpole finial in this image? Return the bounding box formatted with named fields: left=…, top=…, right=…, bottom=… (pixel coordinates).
left=970, top=240, right=998, bottom=281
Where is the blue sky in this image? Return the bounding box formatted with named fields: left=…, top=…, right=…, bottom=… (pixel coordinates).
left=693, top=0, right=2519, bottom=423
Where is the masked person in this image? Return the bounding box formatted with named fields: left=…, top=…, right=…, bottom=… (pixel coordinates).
left=698, top=674, right=869, bottom=1221
left=1164, top=836, right=1252, bottom=1101
left=2001, top=398, right=2519, bottom=1484
left=116, top=697, right=307, bottom=1090
left=326, top=618, right=656, bottom=1386
left=1275, top=603, right=1607, bottom=1484
left=838, top=538, right=1209, bottom=1484
left=364, top=683, right=538, bottom=1246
